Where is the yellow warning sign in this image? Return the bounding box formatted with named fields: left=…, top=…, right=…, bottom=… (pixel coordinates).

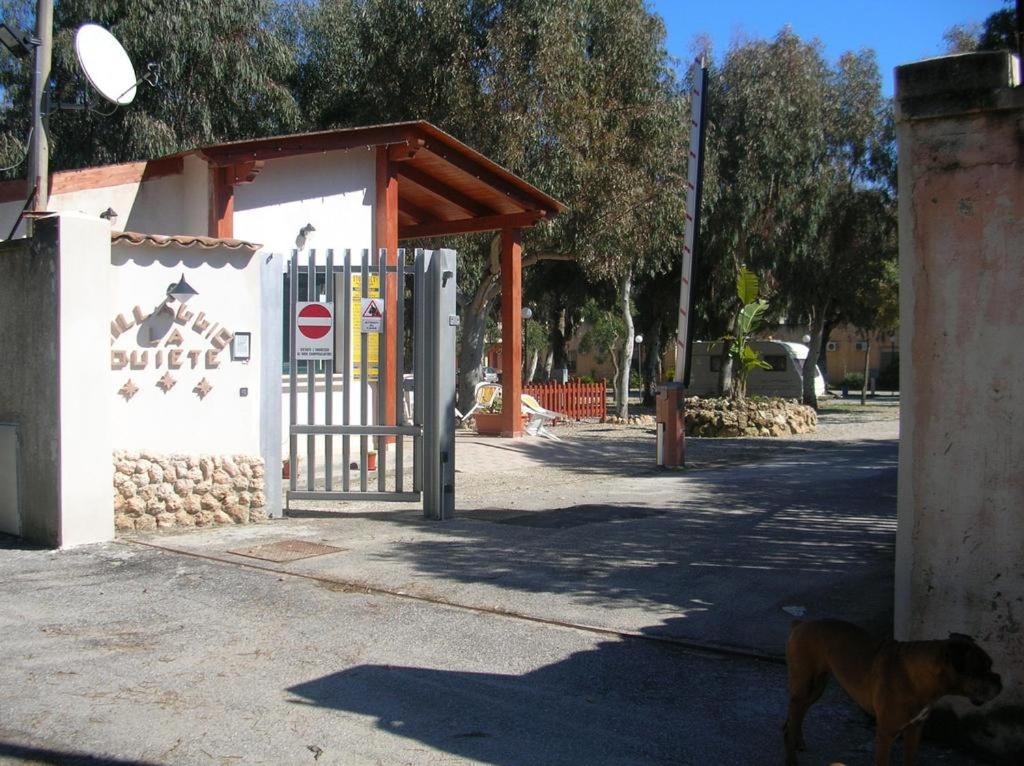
left=350, top=274, right=379, bottom=380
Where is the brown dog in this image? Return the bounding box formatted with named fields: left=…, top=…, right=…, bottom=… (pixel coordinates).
left=783, top=619, right=1001, bottom=766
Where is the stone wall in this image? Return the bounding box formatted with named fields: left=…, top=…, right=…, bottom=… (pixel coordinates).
left=684, top=397, right=817, bottom=437
left=113, top=451, right=266, bottom=533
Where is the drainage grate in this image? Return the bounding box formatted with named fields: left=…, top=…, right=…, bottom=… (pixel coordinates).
left=227, top=539, right=345, bottom=563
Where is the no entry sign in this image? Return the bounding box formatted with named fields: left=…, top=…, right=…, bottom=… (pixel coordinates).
left=295, top=302, right=334, bottom=360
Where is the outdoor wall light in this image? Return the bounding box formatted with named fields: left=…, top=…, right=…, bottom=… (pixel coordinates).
left=0, top=22, right=39, bottom=59
left=521, top=306, right=533, bottom=320
left=166, top=273, right=198, bottom=303
left=99, top=206, right=118, bottom=224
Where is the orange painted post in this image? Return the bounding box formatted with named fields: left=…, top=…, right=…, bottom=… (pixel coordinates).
left=656, top=382, right=685, bottom=467
left=500, top=228, right=523, bottom=437
left=208, top=165, right=234, bottom=238
left=375, top=148, right=399, bottom=443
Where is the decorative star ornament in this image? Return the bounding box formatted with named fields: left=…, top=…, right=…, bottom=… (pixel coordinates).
left=193, top=377, right=213, bottom=399
left=118, top=379, right=139, bottom=401
left=157, top=372, right=177, bottom=392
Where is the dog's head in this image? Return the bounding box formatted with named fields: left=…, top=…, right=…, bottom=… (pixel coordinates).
left=945, top=633, right=1002, bottom=706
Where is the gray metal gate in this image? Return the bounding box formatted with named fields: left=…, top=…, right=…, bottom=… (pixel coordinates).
left=286, top=248, right=456, bottom=519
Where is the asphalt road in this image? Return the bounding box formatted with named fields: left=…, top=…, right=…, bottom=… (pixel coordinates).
left=0, top=411, right=989, bottom=765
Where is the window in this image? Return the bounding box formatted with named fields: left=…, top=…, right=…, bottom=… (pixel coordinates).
left=855, top=341, right=869, bottom=351
left=763, top=354, right=787, bottom=372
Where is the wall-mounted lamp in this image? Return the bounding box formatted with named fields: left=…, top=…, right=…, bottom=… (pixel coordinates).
left=99, top=206, right=118, bottom=225
left=521, top=306, right=533, bottom=320
left=166, top=273, right=198, bottom=303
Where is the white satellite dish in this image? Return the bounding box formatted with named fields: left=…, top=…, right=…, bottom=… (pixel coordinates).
left=74, top=24, right=137, bottom=106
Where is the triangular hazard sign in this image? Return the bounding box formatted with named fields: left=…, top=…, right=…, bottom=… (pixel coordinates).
left=362, top=300, right=382, bottom=318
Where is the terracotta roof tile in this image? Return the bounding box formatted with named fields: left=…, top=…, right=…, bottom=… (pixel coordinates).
left=111, top=231, right=261, bottom=251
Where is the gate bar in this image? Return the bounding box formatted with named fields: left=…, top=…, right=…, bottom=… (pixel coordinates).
left=306, top=249, right=316, bottom=490
left=324, top=249, right=335, bottom=491
left=288, top=251, right=298, bottom=496
left=395, top=248, right=406, bottom=492
left=377, top=248, right=388, bottom=493
left=359, top=249, right=369, bottom=492
left=341, top=251, right=351, bottom=492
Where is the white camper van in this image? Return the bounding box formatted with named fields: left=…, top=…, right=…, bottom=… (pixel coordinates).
left=686, top=340, right=826, bottom=399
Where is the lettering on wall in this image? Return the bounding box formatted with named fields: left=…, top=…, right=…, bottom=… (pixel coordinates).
left=110, top=299, right=235, bottom=401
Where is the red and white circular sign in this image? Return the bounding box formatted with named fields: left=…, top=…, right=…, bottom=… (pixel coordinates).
left=297, top=303, right=333, bottom=339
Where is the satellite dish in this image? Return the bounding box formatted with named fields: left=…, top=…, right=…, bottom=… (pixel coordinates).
left=74, top=24, right=137, bottom=106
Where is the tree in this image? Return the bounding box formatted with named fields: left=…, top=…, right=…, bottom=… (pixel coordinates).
left=698, top=32, right=895, bottom=408
left=0, top=0, right=300, bottom=175
left=944, top=1, right=1019, bottom=53
left=295, top=0, right=686, bottom=416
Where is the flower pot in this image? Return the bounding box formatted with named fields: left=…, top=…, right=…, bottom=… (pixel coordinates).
left=474, top=412, right=528, bottom=435
left=367, top=451, right=378, bottom=471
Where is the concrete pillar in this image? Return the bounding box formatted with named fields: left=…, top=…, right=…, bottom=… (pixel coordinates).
left=894, top=50, right=1024, bottom=752
left=0, top=213, right=113, bottom=547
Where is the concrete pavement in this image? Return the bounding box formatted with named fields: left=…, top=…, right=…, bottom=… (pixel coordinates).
left=0, top=407, right=987, bottom=764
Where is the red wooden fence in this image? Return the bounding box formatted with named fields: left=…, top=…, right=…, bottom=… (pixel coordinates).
left=523, top=379, right=607, bottom=421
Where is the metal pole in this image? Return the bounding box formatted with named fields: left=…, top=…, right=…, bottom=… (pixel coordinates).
left=28, top=0, right=52, bottom=212
left=674, top=59, right=708, bottom=387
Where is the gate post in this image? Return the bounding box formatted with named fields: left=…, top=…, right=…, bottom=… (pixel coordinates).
left=423, top=248, right=457, bottom=519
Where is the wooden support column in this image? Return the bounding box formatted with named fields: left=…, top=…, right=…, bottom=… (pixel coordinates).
left=500, top=227, right=523, bottom=437
left=375, top=147, right=399, bottom=434
left=208, top=165, right=234, bottom=238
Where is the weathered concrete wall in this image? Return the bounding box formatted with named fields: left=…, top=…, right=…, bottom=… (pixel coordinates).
left=0, top=214, right=113, bottom=547
left=895, top=51, right=1024, bottom=758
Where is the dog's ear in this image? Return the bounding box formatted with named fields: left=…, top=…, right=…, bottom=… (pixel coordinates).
left=948, top=632, right=976, bottom=644
left=947, top=640, right=972, bottom=673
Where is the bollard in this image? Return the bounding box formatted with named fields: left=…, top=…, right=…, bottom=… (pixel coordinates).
left=656, top=382, right=686, bottom=467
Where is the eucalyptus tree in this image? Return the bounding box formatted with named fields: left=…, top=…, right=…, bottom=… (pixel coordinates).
left=0, top=0, right=300, bottom=174
left=297, top=0, right=686, bottom=416
left=698, top=32, right=894, bottom=407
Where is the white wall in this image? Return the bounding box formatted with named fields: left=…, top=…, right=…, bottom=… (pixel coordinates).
left=233, top=149, right=375, bottom=255
left=58, top=214, right=115, bottom=547
left=109, top=242, right=262, bottom=456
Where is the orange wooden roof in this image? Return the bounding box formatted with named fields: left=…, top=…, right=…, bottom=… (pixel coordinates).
left=196, top=121, right=565, bottom=239
left=0, top=121, right=564, bottom=239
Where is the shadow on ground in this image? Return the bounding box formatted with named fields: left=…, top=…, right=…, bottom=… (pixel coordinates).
left=290, top=438, right=898, bottom=653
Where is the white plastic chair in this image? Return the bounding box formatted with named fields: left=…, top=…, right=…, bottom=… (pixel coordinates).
left=520, top=393, right=562, bottom=440
left=459, top=382, right=503, bottom=424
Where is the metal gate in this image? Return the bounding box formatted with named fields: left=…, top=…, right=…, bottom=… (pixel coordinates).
left=286, top=248, right=456, bottom=519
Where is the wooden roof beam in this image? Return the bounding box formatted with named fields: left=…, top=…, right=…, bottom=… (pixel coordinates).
left=421, top=139, right=552, bottom=213
left=396, top=164, right=500, bottom=218
left=399, top=211, right=544, bottom=240
left=397, top=196, right=437, bottom=225
left=388, top=139, right=426, bottom=162
left=201, top=125, right=421, bottom=167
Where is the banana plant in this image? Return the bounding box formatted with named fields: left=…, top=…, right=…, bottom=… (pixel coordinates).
left=722, top=267, right=771, bottom=399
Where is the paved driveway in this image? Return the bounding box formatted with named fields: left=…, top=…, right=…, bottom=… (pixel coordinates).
left=1, top=401, right=983, bottom=764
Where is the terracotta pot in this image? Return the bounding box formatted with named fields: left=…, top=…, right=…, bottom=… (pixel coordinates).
left=367, top=451, right=378, bottom=471
left=474, top=412, right=528, bottom=435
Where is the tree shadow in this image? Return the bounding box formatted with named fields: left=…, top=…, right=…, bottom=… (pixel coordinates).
left=284, top=624, right=874, bottom=766
left=295, top=439, right=899, bottom=655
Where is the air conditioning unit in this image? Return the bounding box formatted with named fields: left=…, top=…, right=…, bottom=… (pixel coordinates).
left=826, top=341, right=838, bottom=352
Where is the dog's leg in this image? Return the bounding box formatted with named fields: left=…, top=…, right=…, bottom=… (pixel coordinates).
left=901, top=722, right=923, bottom=766
left=784, top=673, right=827, bottom=764
left=872, top=728, right=895, bottom=766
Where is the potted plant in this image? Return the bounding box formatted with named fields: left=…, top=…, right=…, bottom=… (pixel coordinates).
left=473, top=398, right=527, bottom=435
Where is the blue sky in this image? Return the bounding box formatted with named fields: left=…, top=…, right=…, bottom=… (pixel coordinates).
left=650, top=0, right=1006, bottom=95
